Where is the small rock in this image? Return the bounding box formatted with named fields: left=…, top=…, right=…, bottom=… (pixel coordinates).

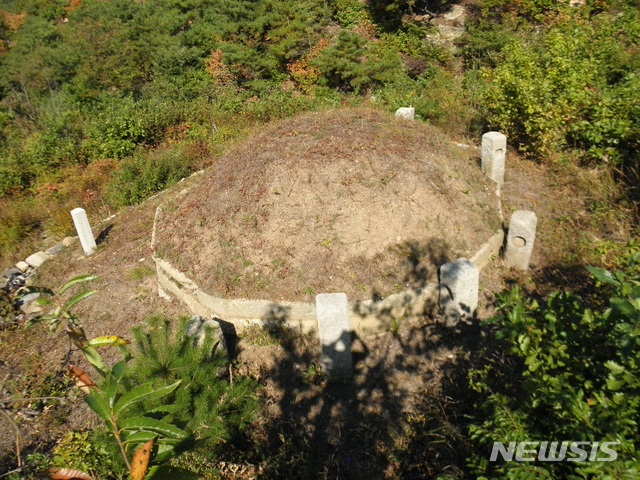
left=16, top=292, right=41, bottom=307
left=2, top=272, right=26, bottom=292
left=45, top=243, right=64, bottom=255
left=62, top=237, right=78, bottom=247
left=25, top=252, right=50, bottom=268
left=185, top=315, right=228, bottom=359
left=15, top=261, right=30, bottom=272
left=1, top=268, right=20, bottom=279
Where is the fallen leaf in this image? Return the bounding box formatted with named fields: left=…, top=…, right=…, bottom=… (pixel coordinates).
left=69, top=364, right=96, bottom=394
left=130, top=438, right=154, bottom=480
left=48, top=467, right=93, bottom=480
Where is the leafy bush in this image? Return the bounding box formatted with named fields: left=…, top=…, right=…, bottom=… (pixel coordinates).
left=468, top=252, right=640, bottom=478
left=480, top=7, right=640, bottom=165
left=107, top=146, right=193, bottom=206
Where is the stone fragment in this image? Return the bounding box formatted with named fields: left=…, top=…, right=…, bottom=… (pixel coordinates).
left=15, top=261, right=30, bottom=272
left=70, top=208, right=97, bottom=255
left=25, top=252, right=50, bottom=268
left=439, top=258, right=479, bottom=326
left=481, top=132, right=507, bottom=187
left=1, top=270, right=26, bottom=292
left=505, top=210, right=537, bottom=271
left=45, top=243, right=64, bottom=255
left=1, top=268, right=20, bottom=279
left=185, top=315, right=228, bottom=358
left=17, top=292, right=41, bottom=315
left=316, top=293, right=352, bottom=381
left=62, top=237, right=78, bottom=247
left=395, top=107, right=415, bottom=120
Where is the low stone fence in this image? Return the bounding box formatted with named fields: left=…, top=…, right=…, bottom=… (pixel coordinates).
left=149, top=127, right=536, bottom=380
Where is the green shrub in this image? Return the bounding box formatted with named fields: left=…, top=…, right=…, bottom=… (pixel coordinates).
left=125, top=316, right=259, bottom=446
left=480, top=8, right=640, bottom=165
left=107, top=146, right=193, bottom=206
left=468, top=252, right=640, bottom=478
left=313, top=29, right=403, bottom=93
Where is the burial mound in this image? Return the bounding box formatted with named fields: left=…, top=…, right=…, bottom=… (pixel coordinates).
left=154, top=108, right=501, bottom=303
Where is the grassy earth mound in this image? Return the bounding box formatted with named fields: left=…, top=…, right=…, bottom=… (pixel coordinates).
left=155, top=108, right=501, bottom=302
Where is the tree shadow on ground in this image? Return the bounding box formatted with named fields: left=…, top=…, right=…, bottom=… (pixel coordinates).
left=224, top=303, right=496, bottom=479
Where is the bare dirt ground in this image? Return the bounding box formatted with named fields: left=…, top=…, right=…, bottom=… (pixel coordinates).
left=0, top=108, right=631, bottom=478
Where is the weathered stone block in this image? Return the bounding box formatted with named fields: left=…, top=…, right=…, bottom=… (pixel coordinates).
left=46, top=243, right=64, bottom=256
left=395, top=107, right=415, bottom=120
left=439, top=258, right=479, bottom=326
left=15, top=261, right=30, bottom=272
left=185, top=315, right=228, bottom=358
left=481, top=132, right=507, bottom=187
left=25, top=252, right=50, bottom=268
left=316, top=293, right=352, bottom=381
left=505, top=210, right=537, bottom=271
left=70, top=208, right=97, bottom=255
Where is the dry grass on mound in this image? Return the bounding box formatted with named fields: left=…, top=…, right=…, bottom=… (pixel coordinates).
left=155, top=108, right=502, bottom=302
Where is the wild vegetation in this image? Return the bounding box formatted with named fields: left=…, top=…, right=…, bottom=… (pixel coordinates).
left=1, top=0, right=639, bottom=478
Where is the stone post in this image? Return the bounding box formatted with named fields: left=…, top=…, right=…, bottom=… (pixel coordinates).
left=316, top=293, right=352, bottom=381
left=395, top=107, right=415, bottom=120
left=70, top=208, right=97, bottom=255
left=505, top=210, right=537, bottom=271
left=439, top=258, right=479, bottom=326
left=481, top=132, right=507, bottom=187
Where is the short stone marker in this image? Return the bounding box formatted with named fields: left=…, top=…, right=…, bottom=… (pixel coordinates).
left=316, top=293, right=352, bottom=381
left=505, top=210, right=537, bottom=271
left=70, top=208, right=97, bottom=255
left=395, top=107, right=415, bottom=120
left=439, top=258, right=479, bottom=326
left=481, top=131, right=507, bottom=187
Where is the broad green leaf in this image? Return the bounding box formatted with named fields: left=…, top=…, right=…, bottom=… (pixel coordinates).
left=610, top=298, right=638, bottom=318
left=85, top=390, right=113, bottom=427
left=112, top=359, right=127, bottom=381
left=148, top=404, right=181, bottom=414
left=124, top=431, right=183, bottom=445
left=119, top=416, right=189, bottom=439
left=113, top=381, right=181, bottom=417
left=82, top=346, right=106, bottom=376
left=152, top=443, right=183, bottom=463
left=59, top=274, right=99, bottom=295
left=586, top=266, right=620, bottom=287
left=35, top=297, right=53, bottom=306
left=63, top=290, right=97, bottom=312
left=105, top=363, right=127, bottom=409
left=144, top=465, right=200, bottom=480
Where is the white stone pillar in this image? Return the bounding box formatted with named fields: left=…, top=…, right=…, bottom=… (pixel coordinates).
left=316, top=293, right=352, bottom=381
left=439, top=258, right=479, bottom=326
left=505, top=210, right=537, bottom=271
left=481, top=132, right=507, bottom=187
left=70, top=208, right=97, bottom=255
